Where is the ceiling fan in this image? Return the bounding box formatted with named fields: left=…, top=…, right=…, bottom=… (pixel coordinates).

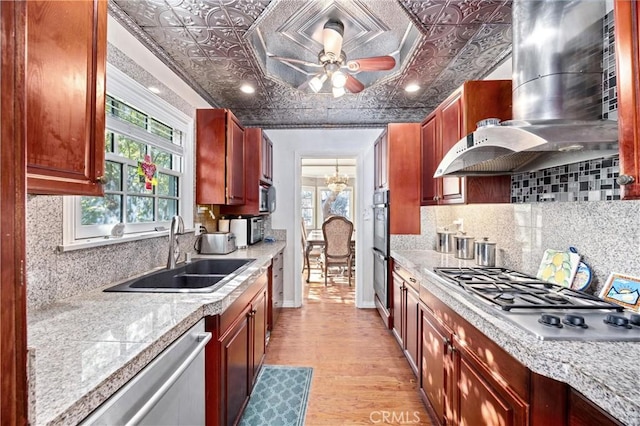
left=269, top=19, right=396, bottom=97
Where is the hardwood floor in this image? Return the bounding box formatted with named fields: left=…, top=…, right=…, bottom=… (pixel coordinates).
left=264, top=273, right=432, bottom=425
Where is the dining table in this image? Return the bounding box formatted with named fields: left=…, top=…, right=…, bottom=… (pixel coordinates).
left=304, top=229, right=355, bottom=283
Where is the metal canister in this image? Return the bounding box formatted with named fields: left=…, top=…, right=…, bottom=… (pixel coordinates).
left=436, top=229, right=456, bottom=253
left=454, top=233, right=475, bottom=259
left=475, top=237, right=497, bottom=266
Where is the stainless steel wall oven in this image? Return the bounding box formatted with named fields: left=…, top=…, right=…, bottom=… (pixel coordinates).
left=372, top=190, right=390, bottom=307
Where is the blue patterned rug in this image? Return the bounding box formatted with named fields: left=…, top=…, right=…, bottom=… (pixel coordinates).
left=239, top=365, right=313, bottom=426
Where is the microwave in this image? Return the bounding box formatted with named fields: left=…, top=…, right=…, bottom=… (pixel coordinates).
left=259, top=185, right=269, bottom=213
left=248, top=216, right=264, bottom=245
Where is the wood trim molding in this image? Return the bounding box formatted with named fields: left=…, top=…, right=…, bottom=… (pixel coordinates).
left=615, top=0, right=640, bottom=199
left=1, top=0, right=28, bottom=424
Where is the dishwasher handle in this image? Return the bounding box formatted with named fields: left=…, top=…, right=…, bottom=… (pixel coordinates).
left=126, top=332, right=212, bottom=426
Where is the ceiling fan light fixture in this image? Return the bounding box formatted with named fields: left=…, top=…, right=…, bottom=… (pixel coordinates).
left=332, top=86, right=346, bottom=98
left=331, top=70, right=348, bottom=88
left=309, top=73, right=327, bottom=93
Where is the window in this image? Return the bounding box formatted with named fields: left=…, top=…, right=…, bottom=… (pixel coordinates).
left=320, top=188, right=352, bottom=223
left=301, top=186, right=316, bottom=229
left=63, top=65, right=194, bottom=247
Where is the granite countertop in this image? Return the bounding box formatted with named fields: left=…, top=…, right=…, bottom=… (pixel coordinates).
left=391, top=249, right=639, bottom=426
left=27, top=241, right=286, bottom=426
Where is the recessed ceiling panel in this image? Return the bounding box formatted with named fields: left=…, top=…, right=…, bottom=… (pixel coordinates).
left=109, top=0, right=513, bottom=128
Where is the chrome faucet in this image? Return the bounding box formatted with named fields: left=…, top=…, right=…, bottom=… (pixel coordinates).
left=167, top=215, right=185, bottom=269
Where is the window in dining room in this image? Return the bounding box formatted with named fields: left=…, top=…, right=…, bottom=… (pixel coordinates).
left=301, top=185, right=316, bottom=229
left=320, top=188, right=352, bottom=221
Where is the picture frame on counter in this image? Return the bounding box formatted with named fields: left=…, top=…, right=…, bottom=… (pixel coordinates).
left=599, top=273, right=640, bottom=311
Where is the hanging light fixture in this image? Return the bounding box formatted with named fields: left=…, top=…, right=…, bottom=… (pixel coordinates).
left=326, top=159, right=349, bottom=193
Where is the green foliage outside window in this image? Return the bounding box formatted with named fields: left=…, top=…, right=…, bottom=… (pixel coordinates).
left=79, top=96, right=182, bottom=234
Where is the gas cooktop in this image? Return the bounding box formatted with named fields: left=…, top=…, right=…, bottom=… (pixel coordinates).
left=434, top=267, right=640, bottom=342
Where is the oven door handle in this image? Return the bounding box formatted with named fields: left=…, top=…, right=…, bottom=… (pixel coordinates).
left=372, top=249, right=387, bottom=261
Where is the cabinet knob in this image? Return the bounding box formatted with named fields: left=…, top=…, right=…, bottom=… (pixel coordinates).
left=95, top=176, right=107, bottom=184
left=433, top=196, right=440, bottom=201
left=617, top=175, right=636, bottom=185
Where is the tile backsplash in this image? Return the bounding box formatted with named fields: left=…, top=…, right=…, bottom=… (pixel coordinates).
left=511, top=156, right=620, bottom=203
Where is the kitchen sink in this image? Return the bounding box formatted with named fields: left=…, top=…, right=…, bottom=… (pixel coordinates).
left=183, top=258, right=253, bottom=275
left=104, top=258, right=255, bottom=293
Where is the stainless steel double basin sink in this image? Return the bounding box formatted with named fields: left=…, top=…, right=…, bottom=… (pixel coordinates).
left=104, top=258, right=255, bottom=293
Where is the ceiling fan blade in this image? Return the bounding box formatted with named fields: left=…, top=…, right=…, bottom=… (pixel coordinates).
left=346, top=56, right=396, bottom=72
left=268, top=54, right=322, bottom=68
left=322, top=20, right=344, bottom=59
left=345, top=75, right=365, bottom=94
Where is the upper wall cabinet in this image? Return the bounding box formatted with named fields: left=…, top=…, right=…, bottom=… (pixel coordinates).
left=421, top=80, right=512, bottom=205
left=375, top=123, right=421, bottom=235
left=615, top=0, right=640, bottom=199
left=196, top=109, right=245, bottom=206
left=260, top=132, right=273, bottom=186
left=221, top=127, right=267, bottom=215
left=26, top=0, right=107, bottom=196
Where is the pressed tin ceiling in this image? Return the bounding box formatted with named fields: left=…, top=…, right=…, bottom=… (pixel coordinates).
left=108, top=0, right=513, bottom=128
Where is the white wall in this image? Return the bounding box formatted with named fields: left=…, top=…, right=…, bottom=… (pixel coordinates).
left=266, top=128, right=383, bottom=308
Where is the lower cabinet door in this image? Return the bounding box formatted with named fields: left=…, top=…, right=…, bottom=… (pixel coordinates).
left=252, top=288, right=267, bottom=385
left=221, top=311, right=251, bottom=426
left=421, top=311, right=449, bottom=425
left=391, top=273, right=404, bottom=346
left=405, top=286, right=420, bottom=376
left=453, top=348, right=528, bottom=426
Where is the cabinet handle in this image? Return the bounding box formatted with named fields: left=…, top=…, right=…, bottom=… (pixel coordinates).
left=95, top=176, right=107, bottom=184
left=409, top=277, right=416, bottom=283
left=443, top=337, right=451, bottom=354
left=617, top=175, right=636, bottom=185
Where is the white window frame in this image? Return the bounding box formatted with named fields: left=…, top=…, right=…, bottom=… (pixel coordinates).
left=61, top=65, right=194, bottom=251
left=301, top=185, right=316, bottom=230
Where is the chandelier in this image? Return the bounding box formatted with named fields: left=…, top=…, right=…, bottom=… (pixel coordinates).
left=326, top=159, right=349, bottom=193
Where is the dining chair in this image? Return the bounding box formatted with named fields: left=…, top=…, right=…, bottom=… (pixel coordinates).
left=319, top=216, right=354, bottom=286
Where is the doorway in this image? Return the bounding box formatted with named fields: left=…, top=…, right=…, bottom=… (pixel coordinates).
left=300, top=157, right=357, bottom=289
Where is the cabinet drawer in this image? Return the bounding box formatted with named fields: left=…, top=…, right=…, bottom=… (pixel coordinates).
left=392, top=263, right=420, bottom=292
left=219, top=274, right=266, bottom=334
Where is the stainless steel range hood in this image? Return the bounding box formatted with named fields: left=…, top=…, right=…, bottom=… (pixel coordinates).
left=434, top=0, right=618, bottom=178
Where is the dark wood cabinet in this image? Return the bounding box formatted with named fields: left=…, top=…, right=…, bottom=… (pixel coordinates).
left=419, top=290, right=529, bottom=426
left=420, top=114, right=439, bottom=205
left=374, top=123, right=421, bottom=234
left=391, top=262, right=420, bottom=377
left=420, top=309, right=451, bottom=425
left=251, top=286, right=267, bottom=385
left=205, top=271, right=268, bottom=426
left=421, top=80, right=512, bottom=205
left=219, top=306, right=251, bottom=426
left=25, top=0, right=107, bottom=196
left=220, top=127, right=263, bottom=215
left=452, top=335, right=528, bottom=426
left=268, top=249, right=284, bottom=331
left=614, top=0, right=640, bottom=199
left=196, top=109, right=246, bottom=206
left=260, top=132, right=273, bottom=185
left=568, top=389, right=623, bottom=426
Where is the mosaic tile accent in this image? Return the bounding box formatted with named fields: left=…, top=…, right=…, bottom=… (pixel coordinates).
left=603, top=10, right=617, bottom=120
left=511, top=156, right=620, bottom=203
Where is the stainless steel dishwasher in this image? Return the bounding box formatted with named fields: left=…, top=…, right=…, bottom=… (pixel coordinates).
left=81, top=319, right=211, bottom=425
